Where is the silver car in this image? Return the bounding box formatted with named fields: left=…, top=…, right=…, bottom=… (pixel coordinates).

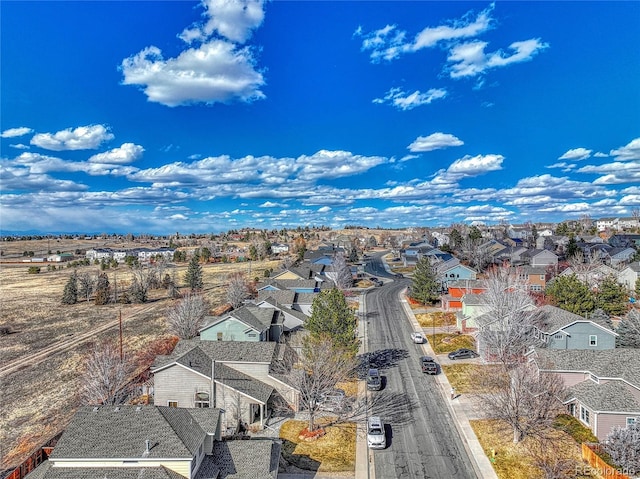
left=367, top=416, right=386, bottom=449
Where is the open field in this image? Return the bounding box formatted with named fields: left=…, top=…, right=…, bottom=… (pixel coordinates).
left=0, top=255, right=281, bottom=472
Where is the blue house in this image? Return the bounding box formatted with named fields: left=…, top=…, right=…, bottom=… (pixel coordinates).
left=199, top=305, right=284, bottom=342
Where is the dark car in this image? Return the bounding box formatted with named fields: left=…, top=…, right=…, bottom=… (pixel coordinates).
left=420, top=356, right=438, bottom=375
left=366, top=368, right=382, bottom=391
left=394, top=273, right=404, bottom=278
left=447, top=348, right=479, bottom=360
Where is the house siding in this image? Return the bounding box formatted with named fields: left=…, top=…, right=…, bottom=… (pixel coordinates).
left=200, top=318, right=261, bottom=342
left=153, top=365, right=212, bottom=409
left=595, top=413, right=640, bottom=441
left=223, top=363, right=299, bottom=411
left=548, top=323, right=616, bottom=350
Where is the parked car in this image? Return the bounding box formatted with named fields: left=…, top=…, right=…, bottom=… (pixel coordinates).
left=367, top=416, right=386, bottom=449
left=420, top=356, right=438, bottom=375
left=394, top=273, right=404, bottom=278
left=447, top=348, right=479, bottom=360
left=410, top=331, right=426, bottom=344
left=366, top=368, right=382, bottom=391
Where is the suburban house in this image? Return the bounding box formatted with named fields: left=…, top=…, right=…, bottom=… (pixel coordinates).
left=256, top=290, right=316, bottom=316
left=606, top=247, right=637, bottom=267
left=199, top=305, right=284, bottom=343
left=433, top=256, right=477, bottom=290
left=529, top=348, right=640, bottom=440
left=271, top=243, right=289, bottom=254
left=253, top=296, right=309, bottom=332
left=257, top=278, right=323, bottom=294
left=609, top=234, right=640, bottom=248
left=456, top=293, right=490, bottom=332
left=271, top=263, right=326, bottom=281
left=441, top=279, right=487, bottom=311
left=516, top=265, right=547, bottom=292
left=24, top=405, right=280, bottom=479
left=559, top=263, right=619, bottom=289
left=520, top=249, right=558, bottom=269
left=151, top=340, right=299, bottom=431
left=46, top=253, right=74, bottom=262
left=531, top=305, right=617, bottom=350
left=618, top=262, right=640, bottom=290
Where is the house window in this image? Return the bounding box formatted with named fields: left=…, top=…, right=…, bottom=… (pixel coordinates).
left=247, top=332, right=257, bottom=338
left=589, top=335, right=597, bottom=346
left=217, top=332, right=223, bottom=341
left=626, top=417, right=637, bottom=427
left=168, top=401, right=178, bottom=408
left=590, top=374, right=599, bottom=383
left=568, top=404, right=576, bottom=416
left=580, top=406, right=590, bottom=425
left=554, top=334, right=563, bottom=340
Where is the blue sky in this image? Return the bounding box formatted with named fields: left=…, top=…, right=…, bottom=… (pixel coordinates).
left=1, top=1, right=639, bottom=235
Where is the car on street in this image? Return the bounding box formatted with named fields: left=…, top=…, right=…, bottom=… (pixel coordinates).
left=410, top=331, right=426, bottom=343
left=366, top=368, right=382, bottom=391
left=420, top=356, right=438, bottom=375
left=447, top=348, right=479, bottom=360
left=367, top=416, right=387, bottom=449
left=394, top=273, right=404, bottom=278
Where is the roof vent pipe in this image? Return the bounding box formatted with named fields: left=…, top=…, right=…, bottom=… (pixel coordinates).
left=145, top=439, right=151, bottom=453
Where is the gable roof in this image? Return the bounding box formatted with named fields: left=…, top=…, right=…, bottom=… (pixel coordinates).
left=257, top=297, right=309, bottom=323
left=565, top=379, right=640, bottom=413
left=532, top=348, right=640, bottom=387
left=152, top=340, right=278, bottom=373
left=214, top=363, right=274, bottom=404
left=49, top=405, right=219, bottom=460
left=200, top=306, right=278, bottom=334
left=25, top=462, right=185, bottom=479
left=203, top=440, right=280, bottom=479
left=533, top=305, right=615, bottom=335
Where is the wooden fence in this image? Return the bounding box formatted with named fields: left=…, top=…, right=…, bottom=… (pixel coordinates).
left=582, top=443, right=632, bottom=479
left=3, top=433, right=61, bottom=479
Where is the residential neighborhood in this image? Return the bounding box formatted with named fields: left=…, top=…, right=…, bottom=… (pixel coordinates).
left=2, top=218, right=640, bottom=479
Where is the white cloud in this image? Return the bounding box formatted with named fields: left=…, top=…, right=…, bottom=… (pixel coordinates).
left=121, top=0, right=267, bottom=107
left=9, top=144, right=30, bottom=150
left=594, top=152, right=609, bottom=158
left=259, top=201, right=287, bottom=208
left=446, top=154, right=503, bottom=176
left=373, top=87, right=447, bottom=110
left=295, top=150, right=387, bottom=181
left=169, top=213, right=189, bottom=221
left=1, top=127, right=33, bottom=138
left=447, top=38, right=549, bottom=79
left=408, top=132, right=464, bottom=152
left=179, top=0, right=266, bottom=45
left=30, top=125, right=114, bottom=151
left=558, top=147, right=592, bottom=161
left=358, top=4, right=494, bottom=62
left=610, top=138, right=640, bottom=161
left=88, top=143, right=145, bottom=165
left=317, top=206, right=332, bottom=213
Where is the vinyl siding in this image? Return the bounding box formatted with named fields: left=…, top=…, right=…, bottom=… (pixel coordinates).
left=595, top=412, right=639, bottom=441
left=200, top=317, right=261, bottom=342
left=154, top=365, right=212, bottom=409
left=549, top=323, right=616, bottom=350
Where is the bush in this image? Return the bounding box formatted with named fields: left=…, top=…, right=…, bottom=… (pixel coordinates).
left=27, top=266, right=41, bottom=274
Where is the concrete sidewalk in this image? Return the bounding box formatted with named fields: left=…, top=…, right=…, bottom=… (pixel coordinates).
left=399, top=292, right=499, bottom=479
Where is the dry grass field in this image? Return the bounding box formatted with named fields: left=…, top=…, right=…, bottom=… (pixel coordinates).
left=0, top=247, right=281, bottom=472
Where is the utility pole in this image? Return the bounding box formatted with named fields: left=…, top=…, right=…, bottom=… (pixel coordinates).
left=119, top=309, right=123, bottom=361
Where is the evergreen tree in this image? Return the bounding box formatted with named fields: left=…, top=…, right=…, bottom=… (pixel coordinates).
left=306, top=287, right=359, bottom=356
left=595, top=275, right=628, bottom=316
left=468, top=225, right=483, bottom=243
left=449, top=228, right=463, bottom=249
left=411, top=256, right=440, bottom=305
left=62, top=272, right=78, bottom=305
left=184, top=255, right=203, bottom=291
left=94, top=273, right=111, bottom=305
left=589, top=308, right=614, bottom=330
left=348, top=246, right=359, bottom=263
left=615, top=309, right=640, bottom=348
left=565, top=236, right=579, bottom=259
left=635, top=277, right=640, bottom=298
left=545, top=274, right=594, bottom=316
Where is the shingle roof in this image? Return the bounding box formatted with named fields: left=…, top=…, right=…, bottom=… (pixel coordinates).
left=204, top=440, right=280, bottom=479
left=533, top=305, right=592, bottom=333
left=256, top=290, right=296, bottom=304
left=25, top=462, right=185, bottom=479
left=153, top=340, right=278, bottom=372
left=566, top=379, right=640, bottom=412
left=201, top=306, right=277, bottom=333
left=533, top=348, right=640, bottom=386
left=214, top=363, right=274, bottom=404
left=49, top=405, right=220, bottom=460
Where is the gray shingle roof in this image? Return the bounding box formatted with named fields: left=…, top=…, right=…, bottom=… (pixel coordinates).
left=534, top=305, right=592, bottom=333
left=25, top=462, right=185, bottom=479
left=214, top=363, right=274, bottom=404
left=153, top=340, right=278, bottom=372
left=49, top=405, right=221, bottom=459
left=201, top=306, right=276, bottom=334
left=256, top=290, right=296, bottom=305
left=566, top=379, right=640, bottom=412
left=533, top=348, right=640, bottom=386
left=202, top=440, right=280, bottom=479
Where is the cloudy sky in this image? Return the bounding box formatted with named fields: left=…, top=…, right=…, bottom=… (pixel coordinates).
left=1, top=1, right=639, bottom=235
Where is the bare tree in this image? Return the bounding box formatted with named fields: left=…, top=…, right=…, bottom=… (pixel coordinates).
left=332, top=251, right=353, bottom=290
left=477, top=362, right=566, bottom=443
left=567, top=250, right=607, bottom=288
left=166, top=293, right=208, bottom=339
left=77, top=271, right=95, bottom=302
left=526, top=435, right=579, bottom=479
left=226, top=272, right=250, bottom=309
left=476, top=265, right=539, bottom=366
left=80, top=342, right=134, bottom=405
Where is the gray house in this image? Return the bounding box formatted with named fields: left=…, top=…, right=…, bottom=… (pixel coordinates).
left=532, top=305, right=617, bottom=350
left=199, top=305, right=284, bottom=342
left=24, top=405, right=280, bottom=479
left=151, top=340, right=299, bottom=432
left=529, top=348, right=640, bottom=440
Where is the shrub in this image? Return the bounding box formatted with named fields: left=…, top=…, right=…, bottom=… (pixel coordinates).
left=28, top=266, right=41, bottom=274
left=553, top=414, right=598, bottom=443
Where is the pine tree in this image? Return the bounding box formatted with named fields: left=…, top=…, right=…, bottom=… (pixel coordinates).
left=411, top=256, right=439, bottom=305
left=94, top=273, right=111, bottom=305
left=184, top=255, right=203, bottom=291
left=307, top=287, right=359, bottom=356
left=589, top=308, right=613, bottom=330
left=616, top=309, right=640, bottom=348
left=545, top=274, right=594, bottom=316
left=595, top=275, right=629, bottom=316
left=62, top=272, right=78, bottom=305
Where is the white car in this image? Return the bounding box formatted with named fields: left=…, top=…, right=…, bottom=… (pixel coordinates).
left=410, top=331, right=425, bottom=344
left=367, top=416, right=386, bottom=449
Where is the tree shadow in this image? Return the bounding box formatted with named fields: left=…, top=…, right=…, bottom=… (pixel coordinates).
left=357, top=348, right=410, bottom=377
